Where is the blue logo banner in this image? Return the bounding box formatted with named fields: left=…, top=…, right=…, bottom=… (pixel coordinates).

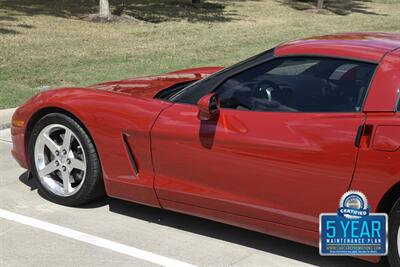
left=320, top=214, right=387, bottom=255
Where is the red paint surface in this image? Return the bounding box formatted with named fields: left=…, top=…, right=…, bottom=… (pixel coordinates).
left=373, top=126, right=400, bottom=152
left=363, top=49, right=400, bottom=112
left=275, top=32, right=400, bottom=62
left=152, top=105, right=364, bottom=231
left=351, top=113, right=400, bottom=212
left=90, top=66, right=223, bottom=98
left=11, top=33, right=400, bottom=263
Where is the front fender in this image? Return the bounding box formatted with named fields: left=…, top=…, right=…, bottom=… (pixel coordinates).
left=12, top=87, right=172, bottom=207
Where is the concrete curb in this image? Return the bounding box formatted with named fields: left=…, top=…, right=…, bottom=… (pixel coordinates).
left=0, top=108, right=17, bottom=130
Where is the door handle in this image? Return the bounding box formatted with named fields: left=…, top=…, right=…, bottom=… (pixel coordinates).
left=354, top=125, right=364, bottom=148
left=355, top=125, right=373, bottom=148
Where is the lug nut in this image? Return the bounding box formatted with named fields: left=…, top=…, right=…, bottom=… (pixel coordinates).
left=62, top=149, right=67, bottom=155
left=55, top=150, right=60, bottom=156
left=66, top=159, right=71, bottom=164
left=62, top=166, right=67, bottom=172
left=55, top=161, right=59, bottom=166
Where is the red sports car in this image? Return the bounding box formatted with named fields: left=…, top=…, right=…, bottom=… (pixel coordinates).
left=11, top=32, right=400, bottom=265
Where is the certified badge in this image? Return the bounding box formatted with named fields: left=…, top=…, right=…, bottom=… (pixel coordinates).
left=338, top=191, right=369, bottom=219
left=320, top=191, right=388, bottom=256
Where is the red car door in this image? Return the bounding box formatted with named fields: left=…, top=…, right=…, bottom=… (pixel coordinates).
left=151, top=56, right=377, bottom=231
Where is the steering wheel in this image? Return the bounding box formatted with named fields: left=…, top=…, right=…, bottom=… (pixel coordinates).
left=253, top=80, right=285, bottom=103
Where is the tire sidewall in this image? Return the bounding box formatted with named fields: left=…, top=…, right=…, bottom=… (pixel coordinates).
left=388, top=198, right=400, bottom=266
left=28, top=113, right=101, bottom=206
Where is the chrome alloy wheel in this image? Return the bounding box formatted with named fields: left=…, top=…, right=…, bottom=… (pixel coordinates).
left=34, top=124, right=86, bottom=197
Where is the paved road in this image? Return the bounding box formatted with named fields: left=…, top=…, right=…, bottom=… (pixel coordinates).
left=0, top=128, right=388, bottom=267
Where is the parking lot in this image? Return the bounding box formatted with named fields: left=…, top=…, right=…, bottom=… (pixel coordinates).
left=0, top=128, right=388, bottom=267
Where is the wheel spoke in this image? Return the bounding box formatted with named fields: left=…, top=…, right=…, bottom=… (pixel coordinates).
left=62, top=129, right=73, bottom=152
left=61, top=170, right=72, bottom=194
left=40, top=134, right=60, bottom=154
left=70, top=158, right=86, bottom=172
left=38, top=160, right=59, bottom=177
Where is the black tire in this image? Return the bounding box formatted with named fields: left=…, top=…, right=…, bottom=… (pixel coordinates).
left=28, top=113, right=104, bottom=206
left=388, top=198, right=400, bottom=266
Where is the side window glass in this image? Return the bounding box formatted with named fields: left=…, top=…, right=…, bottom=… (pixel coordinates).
left=216, top=57, right=376, bottom=112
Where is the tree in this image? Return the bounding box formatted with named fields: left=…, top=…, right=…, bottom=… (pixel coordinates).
left=317, top=0, right=324, bottom=9
left=99, top=0, right=111, bottom=19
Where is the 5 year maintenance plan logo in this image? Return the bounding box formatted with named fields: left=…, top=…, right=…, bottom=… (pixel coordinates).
left=320, top=191, right=388, bottom=256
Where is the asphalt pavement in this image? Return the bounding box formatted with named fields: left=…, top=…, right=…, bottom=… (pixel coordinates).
left=0, top=128, right=388, bottom=267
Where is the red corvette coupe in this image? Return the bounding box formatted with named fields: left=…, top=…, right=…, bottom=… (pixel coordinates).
left=11, top=32, right=400, bottom=265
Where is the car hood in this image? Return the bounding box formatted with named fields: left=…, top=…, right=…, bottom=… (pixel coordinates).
left=89, top=66, right=224, bottom=98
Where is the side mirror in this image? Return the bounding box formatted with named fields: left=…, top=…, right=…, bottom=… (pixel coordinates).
left=197, top=93, right=220, bottom=121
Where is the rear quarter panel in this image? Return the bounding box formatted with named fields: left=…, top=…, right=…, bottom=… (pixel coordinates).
left=351, top=49, right=400, bottom=213
left=351, top=113, right=400, bottom=213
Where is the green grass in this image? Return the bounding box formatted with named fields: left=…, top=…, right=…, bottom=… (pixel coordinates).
left=0, top=0, right=399, bottom=108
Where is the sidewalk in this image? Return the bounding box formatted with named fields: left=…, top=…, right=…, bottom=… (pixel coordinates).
left=0, top=108, right=16, bottom=130
left=0, top=128, right=12, bottom=143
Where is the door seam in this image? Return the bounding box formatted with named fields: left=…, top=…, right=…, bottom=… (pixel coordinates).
left=347, top=113, right=368, bottom=191
left=148, top=103, right=175, bottom=208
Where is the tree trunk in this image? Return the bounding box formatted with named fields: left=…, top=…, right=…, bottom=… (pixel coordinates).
left=317, top=0, right=324, bottom=9
left=99, top=0, right=111, bottom=19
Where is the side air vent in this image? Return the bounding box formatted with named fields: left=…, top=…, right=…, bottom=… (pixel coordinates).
left=122, top=133, right=139, bottom=176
